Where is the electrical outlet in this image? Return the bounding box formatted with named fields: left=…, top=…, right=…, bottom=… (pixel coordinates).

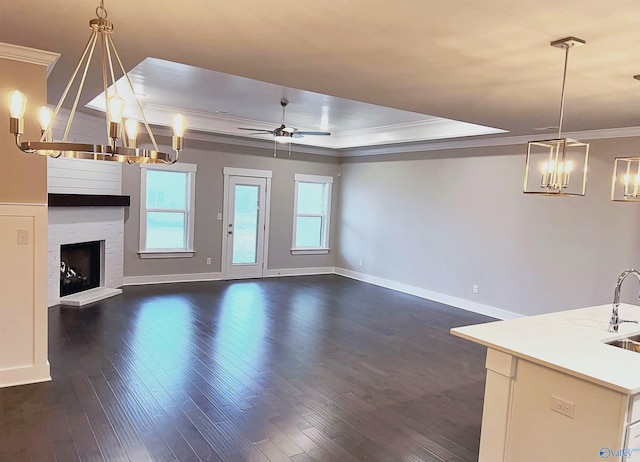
left=473, top=284, right=479, bottom=294
left=550, top=396, right=575, bottom=418
left=206, top=257, right=212, bottom=265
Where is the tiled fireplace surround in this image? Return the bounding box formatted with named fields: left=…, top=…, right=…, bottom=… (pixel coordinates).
left=48, top=206, right=124, bottom=307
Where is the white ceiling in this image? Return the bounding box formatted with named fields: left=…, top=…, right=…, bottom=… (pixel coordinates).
left=85, top=58, right=505, bottom=149
left=4, top=0, right=640, bottom=153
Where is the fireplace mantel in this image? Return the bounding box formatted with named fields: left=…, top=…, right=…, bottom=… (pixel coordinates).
left=48, top=193, right=130, bottom=207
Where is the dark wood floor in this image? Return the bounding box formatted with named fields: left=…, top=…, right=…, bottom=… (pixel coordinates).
left=0, top=275, right=493, bottom=462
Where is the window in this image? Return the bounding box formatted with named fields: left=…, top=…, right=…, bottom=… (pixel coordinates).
left=139, top=163, right=197, bottom=258
left=292, top=174, right=333, bottom=254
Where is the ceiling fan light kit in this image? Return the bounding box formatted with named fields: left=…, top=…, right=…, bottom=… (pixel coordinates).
left=238, top=98, right=331, bottom=156
left=7, top=1, right=186, bottom=164
left=524, top=36, right=589, bottom=197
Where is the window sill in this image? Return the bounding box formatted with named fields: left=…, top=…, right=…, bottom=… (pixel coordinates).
left=138, top=250, right=195, bottom=259
left=291, top=248, right=330, bottom=255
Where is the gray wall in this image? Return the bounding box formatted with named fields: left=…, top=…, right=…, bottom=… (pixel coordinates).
left=336, top=137, right=640, bottom=316
left=123, top=138, right=340, bottom=277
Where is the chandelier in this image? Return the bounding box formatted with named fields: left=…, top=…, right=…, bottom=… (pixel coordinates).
left=611, top=156, right=640, bottom=202
left=610, top=75, right=640, bottom=202
left=7, top=1, right=185, bottom=164
left=523, top=37, right=589, bottom=196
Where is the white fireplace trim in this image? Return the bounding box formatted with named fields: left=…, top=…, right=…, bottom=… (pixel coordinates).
left=48, top=206, right=124, bottom=307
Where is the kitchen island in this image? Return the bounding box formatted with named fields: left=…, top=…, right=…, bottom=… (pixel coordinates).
left=451, top=304, right=640, bottom=461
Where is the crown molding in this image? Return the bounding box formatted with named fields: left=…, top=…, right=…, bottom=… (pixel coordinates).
left=87, top=99, right=504, bottom=151
left=0, top=43, right=60, bottom=77
left=339, top=126, right=640, bottom=157
left=151, top=125, right=339, bottom=157
left=138, top=103, right=505, bottom=150
left=128, top=123, right=640, bottom=158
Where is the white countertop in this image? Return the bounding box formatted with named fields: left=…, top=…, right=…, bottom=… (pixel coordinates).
left=451, top=304, right=640, bottom=394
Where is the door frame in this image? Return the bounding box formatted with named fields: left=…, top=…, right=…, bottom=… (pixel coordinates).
left=221, top=167, right=272, bottom=279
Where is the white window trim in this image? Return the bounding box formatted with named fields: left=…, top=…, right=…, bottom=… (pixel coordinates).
left=223, top=167, right=272, bottom=178
left=139, top=163, right=197, bottom=258
left=291, top=173, right=333, bottom=255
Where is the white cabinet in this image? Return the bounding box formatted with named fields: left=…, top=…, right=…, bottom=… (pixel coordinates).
left=476, top=351, right=640, bottom=462
left=625, top=408, right=640, bottom=461
left=451, top=305, right=640, bottom=462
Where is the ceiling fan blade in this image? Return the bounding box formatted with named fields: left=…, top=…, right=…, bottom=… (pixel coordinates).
left=293, top=131, right=331, bottom=136
left=238, top=128, right=275, bottom=134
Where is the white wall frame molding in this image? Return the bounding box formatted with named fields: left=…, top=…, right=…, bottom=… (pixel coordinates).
left=0, top=203, right=50, bottom=388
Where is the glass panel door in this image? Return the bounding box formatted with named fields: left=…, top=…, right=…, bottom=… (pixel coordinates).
left=232, top=184, right=259, bottom=264
left=224, top=176, right=268, bottom=279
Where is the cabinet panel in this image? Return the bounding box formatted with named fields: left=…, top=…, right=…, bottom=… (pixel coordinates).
left=629, top=394, right=640, bottom=424
left=625, top=420, right=640, bottom=461
left=506, top=359, right=627, bottom=461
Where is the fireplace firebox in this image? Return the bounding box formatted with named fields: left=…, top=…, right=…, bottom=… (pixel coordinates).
left=60, top=241, right=101, bottom=297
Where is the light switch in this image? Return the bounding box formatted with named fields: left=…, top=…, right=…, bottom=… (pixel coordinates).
left=17, top=229, right=29, bottom=245
left=217, top=213, right=222, bottom=221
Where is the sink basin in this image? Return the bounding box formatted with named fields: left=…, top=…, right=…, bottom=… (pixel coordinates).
left=607, top=338, right=640, bottom=352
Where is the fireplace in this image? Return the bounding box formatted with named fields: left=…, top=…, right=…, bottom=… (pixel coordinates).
left=60, top=241, right=101, bottom=297
left=48, top=206, right=124, bottom=307
left=47, top=157, right=126, bottom=306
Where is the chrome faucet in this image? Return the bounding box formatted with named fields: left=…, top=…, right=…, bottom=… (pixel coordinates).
left=609, top=269, right=640, bottom=332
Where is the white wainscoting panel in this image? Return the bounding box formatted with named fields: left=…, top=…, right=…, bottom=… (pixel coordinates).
left=0, top=203, right=50, bottom=388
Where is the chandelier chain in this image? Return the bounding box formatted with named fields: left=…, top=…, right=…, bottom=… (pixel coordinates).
left=96, top=1, right=107, bottom=19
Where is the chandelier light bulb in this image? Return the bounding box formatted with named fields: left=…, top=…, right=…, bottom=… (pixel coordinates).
left=107, top=95, right=125, bottom=124
left=172, top=114, right=186, bottom=138
left=38, top=106, right=53, bottom=132
left=125, top=118, right=138, bottom=141
left=8, top=90, right=27, bottom=119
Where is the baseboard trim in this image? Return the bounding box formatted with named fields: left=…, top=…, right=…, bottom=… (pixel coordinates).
left=334, top=268, right=521, bottom=320
left=0, top=363, right=51, bottom=389
left=263, top=267, right=335, bottom=278
left=121, top=266, right=520, bottom=319
left=123, top=268, right=335, bottom=286
left=122, top=272, right=223, bottom=286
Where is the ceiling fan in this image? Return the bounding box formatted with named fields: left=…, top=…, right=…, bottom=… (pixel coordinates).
left=238, top=98, right=331, bottom=156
